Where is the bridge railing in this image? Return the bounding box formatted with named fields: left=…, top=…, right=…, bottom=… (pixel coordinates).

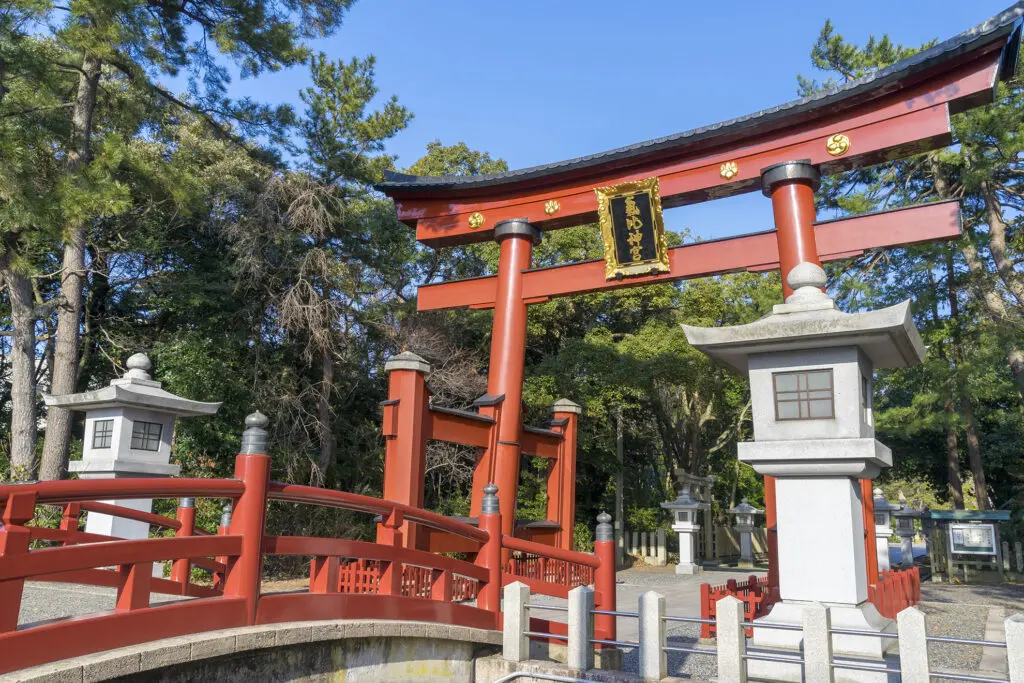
left=0, top=412, right=616, bottom=676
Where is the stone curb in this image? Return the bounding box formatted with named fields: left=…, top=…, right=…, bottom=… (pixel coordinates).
left=1, top=620, right=501, bottom=683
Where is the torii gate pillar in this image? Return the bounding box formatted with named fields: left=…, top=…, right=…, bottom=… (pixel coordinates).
left=487, top=219, right=541, bottom=537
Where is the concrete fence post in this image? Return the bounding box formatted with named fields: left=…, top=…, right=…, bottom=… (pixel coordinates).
left=641, top=531, right=648, bottom=559
left=1016, top=542, right=1023, bottom=573
left=802, top=602, right=833, bottom=683
left=656, top=528, right=668, bottom=567
left=1007, top=614, right=1024, bottom=683
left=503, top=581, right=530, bottom=662
left=568, top=585, right=595, bottom=671
left=632, top=531, right=639, bottom=557
left=716, top=596, right=747, bottom=683
left=1003, top=542, right=1010, bottom=572
left=897, top=606, right=930, bottom=683
left=639, top=590, right=667, bottom=681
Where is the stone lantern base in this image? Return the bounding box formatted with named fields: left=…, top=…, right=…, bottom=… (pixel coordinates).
left=750, top=601, right=897, bottom=682
left=672, top=525, right=702, bottom=575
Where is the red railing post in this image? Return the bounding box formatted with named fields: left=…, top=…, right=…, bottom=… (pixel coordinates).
left=170, top=497, right=196, bottom=591
left=310, top=556, right=340, bottom=594
left=476, top=483, right=502, bottom=622
left=60, top=502, right=81, bottom=544
left=212, top=503, right=231, bottom=591
left=431, top=568, right=453, bottom=602
left=700, top=583, right=712, bottom=638
left=223, top=411, right=272, bottom=625
left=0, top=491, right=35, bottom=633
left=378, top=508, right=405, bottom=596
left=115, top=562, right=153, bottom=611
left=594, top=512, right=617, bottom=642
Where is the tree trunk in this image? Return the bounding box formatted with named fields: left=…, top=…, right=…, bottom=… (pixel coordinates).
left=2, top=264, right=38, bottom=479
left=39, top=53, right=101, bottom=481
left=959, top=398, right=989, bottom=509
left=944, top=396, right=965, bottom=510
left=79, top=246, right=109, bottom=377
left=946, top=250, right=990, bottom=509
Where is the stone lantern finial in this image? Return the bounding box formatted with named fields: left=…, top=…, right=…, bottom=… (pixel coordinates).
left=784, top=262, right=830, bottom=306
left=125, top=353, right=152, bottom=380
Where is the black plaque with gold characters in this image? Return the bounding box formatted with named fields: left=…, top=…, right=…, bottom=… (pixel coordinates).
left=595, top=177, right=670, bottom=279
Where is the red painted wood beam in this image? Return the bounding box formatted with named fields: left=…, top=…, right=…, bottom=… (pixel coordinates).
left=521, top=428, right=561, bottom=459
left=397, top=53, right=996, bottom=247
left=428, top=408, right=493, bottom=448
left=417, top=200, right=961, bottom=311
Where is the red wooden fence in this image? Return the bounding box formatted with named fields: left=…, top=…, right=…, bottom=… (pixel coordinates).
left=869, top=567, right=922, bottom=619
left=699, top=566, right=922, bottom=637
left=699, top=575, right=775, bottom=638
left=0, top=421, right=614, bottom=675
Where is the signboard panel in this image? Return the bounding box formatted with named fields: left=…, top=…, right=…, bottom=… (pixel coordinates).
left=595, top=177, right=670, bottom=280
left=948, top=523, right=997, bottom=555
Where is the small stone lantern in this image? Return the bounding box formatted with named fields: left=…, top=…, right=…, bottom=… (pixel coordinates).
left=45, top=353, right=220, bottom=542
left=873, top=487, right=900, bottom=572
left=892, top=492, right=920, bottom=569
left=729, top=498, right=762, bottom=568
left=661, top=484, right=709, bottom=575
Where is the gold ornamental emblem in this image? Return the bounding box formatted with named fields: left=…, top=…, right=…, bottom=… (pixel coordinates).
left=720, top=162, right=739, bottom=180
left=544, top=199, right=560, bottom=215
left=467, top=212, right=485, bottom=229
left=826, top=134, right=851, bottom=157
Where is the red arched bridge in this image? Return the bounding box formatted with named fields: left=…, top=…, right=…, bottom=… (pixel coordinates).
left=0, top=414, right=615, bottom=675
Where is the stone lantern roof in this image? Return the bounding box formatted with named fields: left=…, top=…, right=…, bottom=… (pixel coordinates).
left=44, top=353, right=221, bottom=416
left=873, top=487, right=902, bottom=514
left=681, top=263, right=926, bottom=374
left=729, top=498, right=763, bottom=517
left=661, top=484, right=710, bottom=511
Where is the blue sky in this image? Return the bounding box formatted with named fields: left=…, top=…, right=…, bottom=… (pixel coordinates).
left=225, top=0, right=1010, bottom=243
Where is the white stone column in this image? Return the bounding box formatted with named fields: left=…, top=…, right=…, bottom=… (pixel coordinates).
left=503, top=581, right=530, bottom=662
left=639, top=591, right=666, bottom=681
left=802, top=603, right=834, bottom=683
left=567, top=585, right=594, bottom=671
left=897, top=607, right=930, bottom=683
left=1007, top=614, right=1024, bottom=683
left=716, top=596, right=747, bottom=683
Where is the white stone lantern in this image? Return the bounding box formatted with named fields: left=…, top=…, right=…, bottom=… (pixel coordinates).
left=683, top=263, right=925, bottom=678
left=661, top=484, right=709, bottom=575
left=891, top=492, right=920, bottom=569
left=45, top=353, right=220, bottom=542
left=729, top=498, right=762, bottom=568
left=873, top=488, right=901, bottom=572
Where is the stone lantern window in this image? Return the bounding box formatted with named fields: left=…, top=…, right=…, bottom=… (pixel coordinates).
left=772, top=369, right=834, bottom=420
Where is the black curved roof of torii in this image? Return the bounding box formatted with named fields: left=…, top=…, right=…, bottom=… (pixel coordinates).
left=378, top=2, right=1023, bottom=197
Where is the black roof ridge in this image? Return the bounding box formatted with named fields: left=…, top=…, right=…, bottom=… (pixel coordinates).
left=379, top=2, right=1023, bottom=194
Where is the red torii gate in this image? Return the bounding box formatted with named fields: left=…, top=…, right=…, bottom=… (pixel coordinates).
left=379, top=5, right=1022, bottom=582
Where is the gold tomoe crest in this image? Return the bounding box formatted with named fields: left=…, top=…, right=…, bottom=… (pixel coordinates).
left=595, top=177, right=670, bottom=280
